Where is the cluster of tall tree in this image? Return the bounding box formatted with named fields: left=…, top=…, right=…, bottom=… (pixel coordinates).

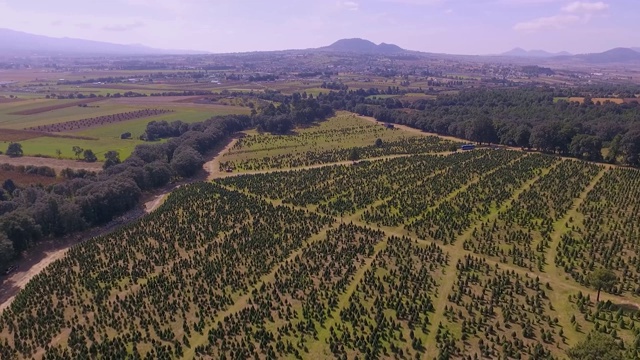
left=251, top=95, right=333, bottom=134
left=309, top=87, right=640, bottom=166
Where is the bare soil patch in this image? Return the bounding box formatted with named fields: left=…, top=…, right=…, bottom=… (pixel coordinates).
left=0, top=96, right=24, bottom=104
left=0, top=128, right=98, bottom=142
left=0, top=206, right=146, bottom=313
left=107, top=97, right=250, bottom=112
left=0, top=155, right=102, bottom=172
left=8, top=98, right=104, bottom=115
left=0, top=170, right=62, bottom=187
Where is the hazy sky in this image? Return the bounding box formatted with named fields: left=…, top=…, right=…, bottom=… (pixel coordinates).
left=0, top=0, right=636, bottom=54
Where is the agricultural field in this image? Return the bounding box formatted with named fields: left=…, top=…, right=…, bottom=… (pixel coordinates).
left=553, top=97, right=626, bottom=104
left=0, top=96, right=249, bottom=160
left=0, top=168, right=61, bottom=188
left=219, top=112, right=458, bottom=172
left=2, top=149, right=640, bottom=359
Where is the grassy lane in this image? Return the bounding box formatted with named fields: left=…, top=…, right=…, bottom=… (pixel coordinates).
left=420, top=156, right=553, bottom=359
left=307, top=238, right=390, bottom=358
left=183, top=225, right=336, bottom=359
left=544, top=167, right=607, bottom=273
left=207, top=155, right=636, bottom=359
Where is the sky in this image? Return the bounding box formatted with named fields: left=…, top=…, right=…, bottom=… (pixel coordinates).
left=0, top=0, right=637, bottom=55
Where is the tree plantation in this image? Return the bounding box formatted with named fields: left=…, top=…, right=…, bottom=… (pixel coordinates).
left=219, top=113, right=457, bottom=172
left=3, top=145, right=640, bottom=358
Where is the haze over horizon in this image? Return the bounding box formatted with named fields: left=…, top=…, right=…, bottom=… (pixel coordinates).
left=0, top=0, right=637, bottom=55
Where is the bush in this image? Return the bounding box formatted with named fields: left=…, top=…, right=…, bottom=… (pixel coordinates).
left=6, top=142, right=23, bottom=157
left=83, top=149, right=97, bottom=163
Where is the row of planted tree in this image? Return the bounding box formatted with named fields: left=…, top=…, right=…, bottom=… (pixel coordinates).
left=0, top=96, right=333, bottom=269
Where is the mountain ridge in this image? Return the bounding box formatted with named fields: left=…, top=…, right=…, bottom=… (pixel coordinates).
left=574, top=47, right=640, bottom=63
left=0, top=28, right=206, bottom=55
left=501, top=47, right=572, bottom=58
left=1, top=28, right=638, bottom=63
left=320, top=38, right=406, bottom=54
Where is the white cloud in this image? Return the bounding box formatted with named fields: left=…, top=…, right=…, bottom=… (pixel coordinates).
left=514, top=14, right=580, bottom=31
left=562, top=1, right=609, bottom=13
left=338, top=1, right=360, bottom=11
left=515, top=1, right=608, bottom=32
left=499, top=0, right=564, bottom=4
left=380, top=0, right=444, bottom=4
left=103, top=22, right=145, bottom=32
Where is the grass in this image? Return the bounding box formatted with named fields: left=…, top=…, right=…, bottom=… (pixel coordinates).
left=554, top=97, right=625, bottom=104
left=365, top=94, right=399, bottom=99
left=1, top=98, right=249, bottom=160
left=299, top=87, right=331, bottom=97
left=78, top=107, right=240, bottom=139
left=223, top=111, right=419, bottom=163
left=0, top=98, right=60, bottom=115
left=15, top=136, right=150, bottom=160
left=0, top=103, right=139, bottom=130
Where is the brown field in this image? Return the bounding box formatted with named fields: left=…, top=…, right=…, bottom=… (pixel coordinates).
left=0, top=129, right=47, bottom=142
left=0, top=170, right=62, bottom=187
left=8, top=98, right=105, bottom=115
left=0, top=96, right=24, bottom=104
left=172, top=96, right=211, bottom=103
left=106, top=97, right=252, bottom=113
left=568, top=97, right=625, bottom=104
left=0, top=129, right=98, bottom=142
left=398, top=94, right=437, bottom=101
left=0, top=155, right=103, bottom=172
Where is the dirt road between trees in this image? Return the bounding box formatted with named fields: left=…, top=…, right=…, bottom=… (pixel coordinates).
left=0, top=136, right=247, bottom=311
left=0, top=207, right=145, bottom=312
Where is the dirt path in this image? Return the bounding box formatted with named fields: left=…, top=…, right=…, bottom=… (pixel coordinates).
left=206, top=153, right=431, bottom=180
left=184, top=226, right=334, bottom=359
left=203, top=138, right=241, bottom=180
left=0, top=136, right=247, bottom=313
left=0, top=207, right=145, bottom=313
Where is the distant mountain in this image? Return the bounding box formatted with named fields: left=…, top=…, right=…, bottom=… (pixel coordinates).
left=321, top=38, right=406, bottom=54
left=0, top=28, right=205, bottom=56
left=575, top=47, right=640, bottom=63
left=501, top=48, right=571, bottom=58
left=632, top=47, right=640, bottom=53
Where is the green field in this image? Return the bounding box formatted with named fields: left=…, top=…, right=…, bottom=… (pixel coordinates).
left=219, top=111, right=456, bottom=171
left=0, top=102, right=140, bottom=129
left=365, top=94, right=400, bottom=99
left=13, top=136, right=149, bottom=161
left=0, top=97, right=249, bottom=160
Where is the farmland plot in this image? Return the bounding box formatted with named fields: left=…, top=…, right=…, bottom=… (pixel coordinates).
left=219, top=112, right=456, bottom=171
left=3, top=148, right=640, bottom=359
